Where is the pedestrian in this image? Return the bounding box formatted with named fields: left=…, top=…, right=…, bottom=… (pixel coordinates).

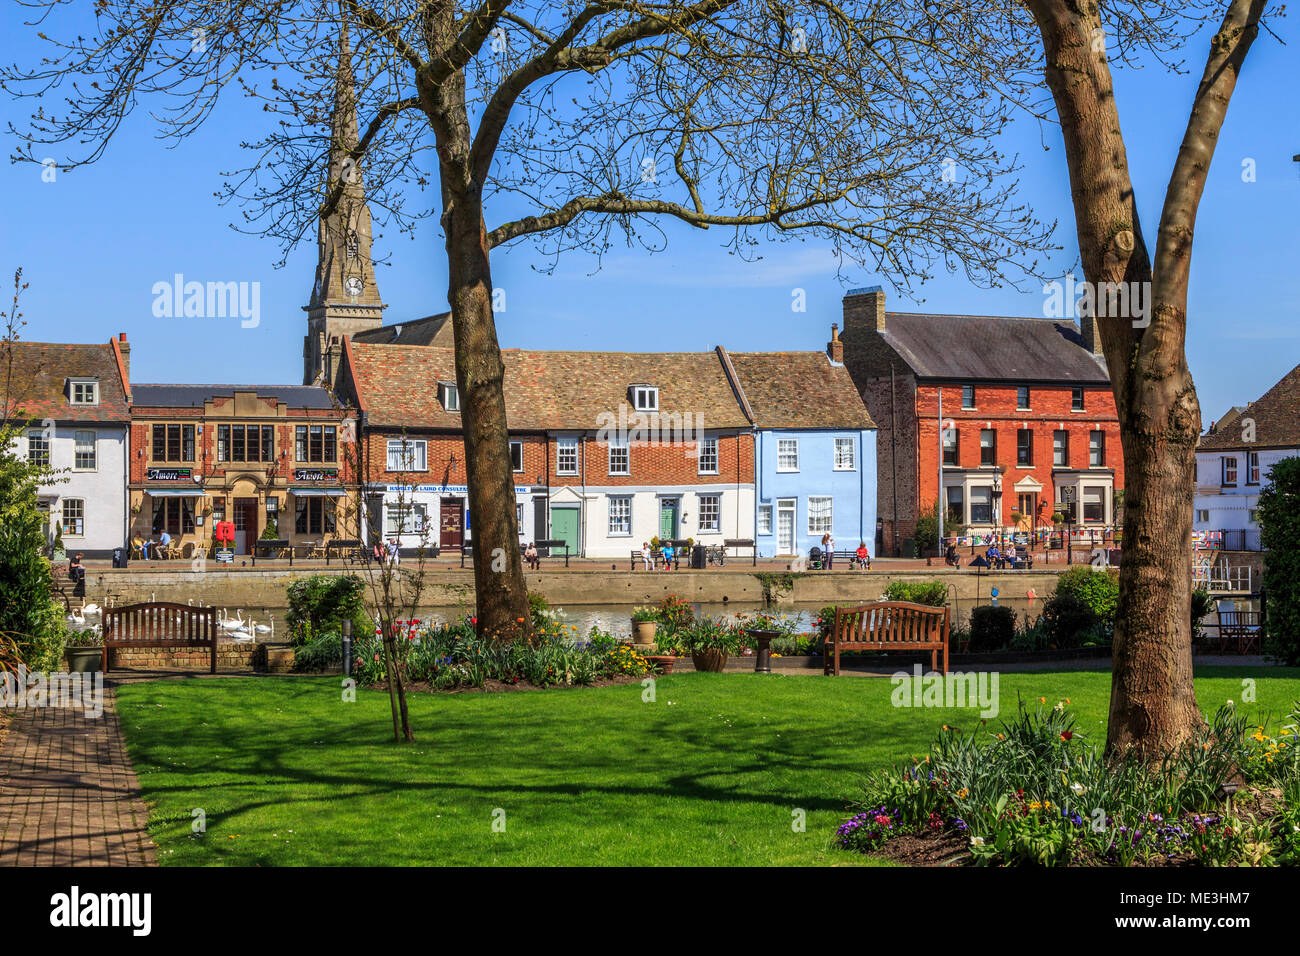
left=525, top=541, right=539, bottom=570
left=641, top=542, right=653, bottom=571
left=387, top=537, right=400, bottom=566
left=69, top=552, right=86, bottom=598
left=821, top=532, right=834, bottom=570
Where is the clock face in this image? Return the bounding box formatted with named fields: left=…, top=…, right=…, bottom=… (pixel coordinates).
left=344, top=276, right=364, bottom=297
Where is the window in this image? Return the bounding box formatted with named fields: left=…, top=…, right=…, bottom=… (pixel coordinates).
left=969, top=486, right=992, bottom=524
left=979, top=429, right=996, bottom=466
left=211, top=498, right=226, bottom=523
left=833, top=437, right=856, bottom=471
left=1072, top=388, right=1085, bottom=411
left=1017, top=429, right=1033, bottom=466
left=69, top=380, right=98, bottom=405
left=509, top=441, right=524, bottom=472
left=1249, top=508, right=1260, bottom=524
left=73, top=431, right=96, bottom=470
left=27, top=430, right=49, bottom=467
left=961, top=385, right=976, bottom=409
left=557, top=438, right=578, bottom=475
left=295, top=497, right=336, bottom=535
left=385, top=503, right=427, bottom=536
left=945, top=486, right=964, bottom=525
left=698, top=494, right=720, bottom=532
left=61, top=498, right=85, bottom=536
left=608, top=495, right=632, bottom=535
left=698, top=436, right=719, bottom=475
left=1222, top=457, right=1238, bottom=486
left=1053, top=430, right=1070, bottom=467
left=758, top=505, right=772, bottom=535
left=608, top=436, right=629, bottom=475
left=807, top=496, right=833, bottom=534
left=151, top=497, right=194, bottom=536
left=630, top=385, right=659, bottom=411
left=153, top=424, right=196, bottom=462
left=1082, top=485, right=1104, bottom=523
left=1195, top=509, right=1209, bottom=524
left=438, top=382, right=459, bottom=412
left=942, top=427, right=959, bottom=466
left=295, top=425, right=337, bottom=462
left=1017, top=386, right=1031, bottom=409
left=777, top=438, right=799, bottom=472
left=219, top=424, right=274, bottom=462
left=385, top=438, right=427, bottom=472
left=1088, top=431, right=1105, bottom=467
left=1247, top=451, right=1260, bottom=485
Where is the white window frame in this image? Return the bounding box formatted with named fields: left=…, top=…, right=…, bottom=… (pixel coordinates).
left=1053, top=430, right=1069, bottom=467
left=608, top=495, right=632, bottom=536
left=69, top=379, right=99, bottom=406
left=557, top=437, right=579, bottom=475
left=386, top=438, right=428, bottom=472
left=509, top=440, right=524, bottom=472
left=807, top=495, right=833, bottom=535
left=438, top=382, right=460, bottom=412
left=757, top=504, right=773, bottom=535
left=61, top=498, right=85, bottom=536
left=833, top=437, right=856, bottom=471
left=73, top=430, right=96, bottom=471
left=777, top=438, right=799, bottom=472
left=698, top=494, right=721, bottom=533
left=1222, top=456, right=1238, bottom=486
left=608, top=436, right=630, bottom=476
left=27, top=429, right=49, bottom=467
left=697, top=436, right=719, bottom=475
left=1195, top=509, right=1210, bottom=524
left=961, top=385, right=976, bottom=409
left=385, top=502, right=428, bottom=536
left=630, top=385, right=659, bottom=412
left=1088, top=431, right=1105, bottom=468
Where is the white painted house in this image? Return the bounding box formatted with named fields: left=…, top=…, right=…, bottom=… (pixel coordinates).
left=1195, top=363, right=1300, bottom=552
left=6, top=337, right=133, bottom=558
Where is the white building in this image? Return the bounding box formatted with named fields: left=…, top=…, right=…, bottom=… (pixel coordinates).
left=7, top=337, right=133, bottom=559
left=1194, top=363, right=1300, bottom=551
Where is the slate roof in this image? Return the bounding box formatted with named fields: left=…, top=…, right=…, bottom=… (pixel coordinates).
left=0, top=341, right=130, bottom=423
left=725, top=351, right=875, bottom=430
left=132, top=384, right=337, bottom=410
left=347, top=343, right=753, bottom=430
left=351, top=313, right=454, bottom=347
left=879, top=312, right=1110, bottom=384
left=1199, top=364, right=1300, bottom=452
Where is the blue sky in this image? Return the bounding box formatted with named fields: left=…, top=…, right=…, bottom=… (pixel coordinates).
left=1, top=9, right=1296, bottom=425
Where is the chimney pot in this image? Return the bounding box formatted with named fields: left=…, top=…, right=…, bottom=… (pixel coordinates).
left=827, top=323, right=844, bottom=364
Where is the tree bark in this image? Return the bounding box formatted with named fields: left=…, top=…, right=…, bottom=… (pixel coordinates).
left=1028, top=0, right=1265, bottom=754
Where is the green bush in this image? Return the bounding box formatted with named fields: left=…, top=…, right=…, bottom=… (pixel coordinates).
left=0, top=514, right=66, bottom=671
left=1053, top=565, right=1119, bottom=623
left=883, top=580, right=948, bottom=607
left=969, top=605, right=1016, bottom=652
left=1191, top=589, right=1215, bottom=645
left=285, top=574, right=373, bottom=645
left=1260, top=458, right=1300, bottom=664
left=1040, top=592, right=1097, bottom=649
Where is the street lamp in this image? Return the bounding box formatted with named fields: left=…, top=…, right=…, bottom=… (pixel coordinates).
left=992, top=472, right=1003, bottom=551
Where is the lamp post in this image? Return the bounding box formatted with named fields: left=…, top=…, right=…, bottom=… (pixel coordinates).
left=992, top=472, right=1003, bottom=553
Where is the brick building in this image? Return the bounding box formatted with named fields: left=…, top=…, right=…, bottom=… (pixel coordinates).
left=128, top=385, right=355, bottom=555
left=840, top=287, right=1124, bottom=555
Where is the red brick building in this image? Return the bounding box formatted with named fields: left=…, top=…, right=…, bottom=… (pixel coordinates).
left=840, top=287, right=1124, bottom=555
left=128, top=385, right=355, bottom=555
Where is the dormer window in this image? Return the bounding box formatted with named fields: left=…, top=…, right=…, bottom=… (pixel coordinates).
left=630, top=385, right=658, bottom=412
left=69, top=379, right=99, bottom=406
left=438, top=381, right=460, bottom=412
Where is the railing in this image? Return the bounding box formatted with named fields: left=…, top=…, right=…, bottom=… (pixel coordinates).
left=1194, top=564, right=1253, bottom=593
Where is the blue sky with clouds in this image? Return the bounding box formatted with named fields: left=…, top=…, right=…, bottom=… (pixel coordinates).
left=1, top=8, right=1296, bottom=425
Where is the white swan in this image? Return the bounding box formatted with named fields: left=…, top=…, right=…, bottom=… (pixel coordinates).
left=219, top=609, right=246, bottom=632
left=80, top=603, right=101, bottom=621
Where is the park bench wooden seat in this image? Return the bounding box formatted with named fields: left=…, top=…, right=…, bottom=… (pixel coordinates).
left=1215, top=601, right=1262, bottom=655
left=722, top=538, right=757, bottom=566
left=827, top=549, right=871, bottom=569
left=825, top=601, right=950, bottom=676
left=102, top=602, right=219, bottom=674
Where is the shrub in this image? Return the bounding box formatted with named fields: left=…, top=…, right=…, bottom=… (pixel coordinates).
left=1260, top=458, right=1300, bottom=664
left=1040, top=592, right=1097, bottom=649
left=652, top=594, right=695, bottom=635
left=285, top=574, right=373, bottom=645
left=968, top=605, right=1016, bottom=652
left=677, top=617, right=743, bottom=653
left=1053, top=565, right=1119, bottom=623
left=1191, top=588, right=1215, bottom=645
left=0, top=516, right=66, bottom=671
left=883, top=580, right=948, bottom=607
left=293, top=632, right=345, bottom=672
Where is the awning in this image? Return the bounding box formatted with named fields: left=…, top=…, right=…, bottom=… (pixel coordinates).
left=145, top=488, right=203, bottom=497
left=290, top=487, right=347, bottom=497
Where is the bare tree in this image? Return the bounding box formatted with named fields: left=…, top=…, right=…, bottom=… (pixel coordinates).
left=3, top=0, right=1055, bottom=640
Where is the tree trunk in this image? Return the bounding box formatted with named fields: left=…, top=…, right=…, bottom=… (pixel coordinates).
left=1028, top=0, right=1265, bottom=754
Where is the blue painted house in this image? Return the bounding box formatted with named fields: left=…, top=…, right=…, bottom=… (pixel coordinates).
left=721, top=329, right=878, bottom=559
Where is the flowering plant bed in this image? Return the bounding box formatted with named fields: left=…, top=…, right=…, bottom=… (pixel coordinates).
left=838, top=698, right=1300, bottom=867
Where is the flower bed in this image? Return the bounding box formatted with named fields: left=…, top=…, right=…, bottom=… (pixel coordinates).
left=837, top=698, right=1300, bottom=866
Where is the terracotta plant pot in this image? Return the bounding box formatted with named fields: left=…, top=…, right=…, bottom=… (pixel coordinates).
left=631, top=620, right=657, bottom=646
left=691, top=648, right=728, bottom=672
left=645, top=655, right=677, bottom=674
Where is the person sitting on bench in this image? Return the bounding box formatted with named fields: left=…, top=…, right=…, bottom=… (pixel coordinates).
left=641, top=542, right=654, bottom=571
left=525, top=541, right=539, bottom=570
left=854, top=542, right=870, bottom=570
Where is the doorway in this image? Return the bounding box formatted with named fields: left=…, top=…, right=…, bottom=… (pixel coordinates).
left=233, top=498, right=259, bottom=554
left=551, top=507, right=580, bottom=556
left=439, top=498, right=464, bottom=551
left=776, top=498, right=796, bottom=555
left=658, top=497, right=679, bottom=541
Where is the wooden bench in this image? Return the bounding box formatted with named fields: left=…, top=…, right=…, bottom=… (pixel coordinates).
left=1215, top=601, right=1262, bottom=655
left=722, top=538, right=757, bottom=566
left=102, top=602, right=219, bottom=674
left=827, top=549, right=871, bottom=569
left=824, top=601, right=950, bottom=676
left=630, top=548, right=675, bottom=570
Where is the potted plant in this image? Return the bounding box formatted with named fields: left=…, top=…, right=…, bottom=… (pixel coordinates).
left=631, top=606, right=658, bottom=647
left=645, top=633, right=684, bottom=674
left=65, top=627, right=103, bottom=673
left=679, top=617, right=740, bottom=672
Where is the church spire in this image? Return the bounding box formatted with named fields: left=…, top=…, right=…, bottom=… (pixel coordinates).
left=304, top=12, right=384, bottom=387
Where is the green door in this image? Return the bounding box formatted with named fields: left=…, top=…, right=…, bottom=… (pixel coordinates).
left=659, top=498, right=679, bottom=541
left=551, top=507, right=580, bottom=557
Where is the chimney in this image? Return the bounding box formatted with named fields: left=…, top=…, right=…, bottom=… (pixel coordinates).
left=843, top=286, right=886, bottom=333
left=1079, top=312, right=1102, bottom=356
left=827, top=323, right=844, bottom=364
left=117, top=332, right=130, bottom=380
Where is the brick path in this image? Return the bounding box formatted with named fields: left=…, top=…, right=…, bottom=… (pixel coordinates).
left=0, top=686, right=156, bottom=866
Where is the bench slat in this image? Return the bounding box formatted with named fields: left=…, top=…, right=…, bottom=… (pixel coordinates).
left=103, top=602, right=219, bottom=675
left=826, top=601, right=949, bottom=676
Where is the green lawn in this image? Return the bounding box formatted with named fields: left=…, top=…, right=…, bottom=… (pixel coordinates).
left=116, top=667, right=1300, bottom=866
